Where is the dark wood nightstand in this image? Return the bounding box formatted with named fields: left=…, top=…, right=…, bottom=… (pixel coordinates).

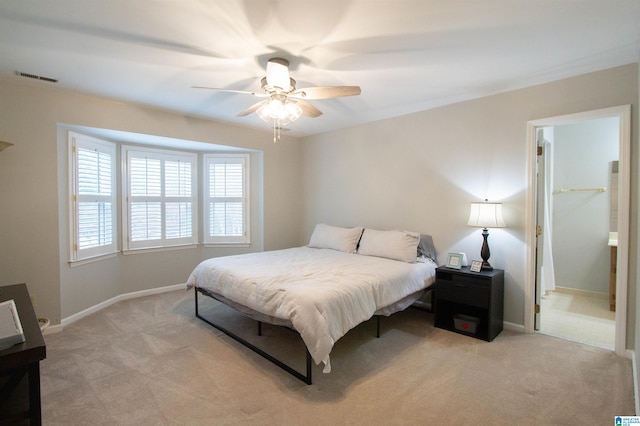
left=434, top=266, right=504, bottom=341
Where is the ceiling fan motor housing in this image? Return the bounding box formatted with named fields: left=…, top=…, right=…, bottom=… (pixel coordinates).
left=260, top=77, right=296, bottom=94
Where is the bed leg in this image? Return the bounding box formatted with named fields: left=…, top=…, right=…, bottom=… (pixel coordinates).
left=258, top=321, right=262, bottom=336
left=194, top=287, right=199, bottom=316
left=306, top=349, right=312, bottom=385
left=376, top=315, right=381, bottom=338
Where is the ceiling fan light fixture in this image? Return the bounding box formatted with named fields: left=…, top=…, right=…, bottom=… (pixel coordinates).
left=285, top=101, right=302, bottom=121
left=266, top=58, right=293, bottom=92
left=256, top=96, right=302, bottom=124
left=256, top=96, right=302, bottom=143
left=193, top=56, right=360, bottom=142
left=278, top=116, right=292, bottom=127
left=256, top=98, right=282, bottom=121
left=268, top=98, right=286, bottom=118
left=256, top=103, right=271, bottom=122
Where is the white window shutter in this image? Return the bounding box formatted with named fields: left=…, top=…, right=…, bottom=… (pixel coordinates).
left=204, top=154, right=249, bottom=244
left=123, top=146, right=197, bottom=251
left=69, top=132, right=117, bottom=261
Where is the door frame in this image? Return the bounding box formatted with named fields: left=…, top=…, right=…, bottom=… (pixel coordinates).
left=524, top=105, right=631, bottom=356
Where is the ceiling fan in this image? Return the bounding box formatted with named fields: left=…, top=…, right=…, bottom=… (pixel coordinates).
left=193, top=58, right=361, bottom=141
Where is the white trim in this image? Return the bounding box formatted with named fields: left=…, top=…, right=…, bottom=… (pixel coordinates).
left=552, top=286, right=609, bottom=300
left=121, top=244, right=198, bottom=256
left=203, top=243, right=251, bottom=248
left=525, top=105, right=630, bottom=357
left=633, top=349, right=640, bottom=415
left=68, top=252, right=117, bottom=267
left=525, top=121, right=537, bottom=334
left=503, top=321, right=525, bottom=333
left=59, top=283, right=186, bottom=329
left=42, top=324, right=63, bottom=335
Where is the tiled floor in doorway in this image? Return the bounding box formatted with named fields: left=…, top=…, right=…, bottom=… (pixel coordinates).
left=538, top=290, right=615, bottom=349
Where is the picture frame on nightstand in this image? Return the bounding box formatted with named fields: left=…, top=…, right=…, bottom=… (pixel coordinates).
left=470, top=260, right=483, bottom=272
left=445, top=253, right=463, bottom=269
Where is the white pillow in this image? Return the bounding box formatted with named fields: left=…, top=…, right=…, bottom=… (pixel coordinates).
left=358, top=229, right=420, bottom=263
left=308, top=224, right=363, bottom=253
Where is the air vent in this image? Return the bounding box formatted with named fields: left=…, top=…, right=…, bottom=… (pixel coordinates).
left=15, top=71, right=58, bottom=83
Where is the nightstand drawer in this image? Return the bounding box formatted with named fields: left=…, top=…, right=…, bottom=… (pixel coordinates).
left=436, top=281, right=489, bottom=308
left=436, top=270, right=491, bottom=286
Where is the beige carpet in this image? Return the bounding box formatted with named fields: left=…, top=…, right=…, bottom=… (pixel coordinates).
left=40, top=289, right=634, bottom=425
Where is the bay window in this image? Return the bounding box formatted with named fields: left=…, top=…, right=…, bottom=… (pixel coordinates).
left=122, top=146, right=197, bottom=251
left=204, top=154, right=250, bottom=245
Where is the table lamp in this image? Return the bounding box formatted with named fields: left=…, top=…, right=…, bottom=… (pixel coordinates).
left=467, top=200, right=505, bottom=270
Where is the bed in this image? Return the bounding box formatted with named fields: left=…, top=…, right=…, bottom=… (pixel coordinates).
left=187, top=224, right=438, bottom=384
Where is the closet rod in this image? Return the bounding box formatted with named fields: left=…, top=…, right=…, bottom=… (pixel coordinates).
left=554, top=187, right=606, bottom=194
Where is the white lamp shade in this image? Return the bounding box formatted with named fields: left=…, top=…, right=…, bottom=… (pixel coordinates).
left=467, top=202, right=506, bottom=228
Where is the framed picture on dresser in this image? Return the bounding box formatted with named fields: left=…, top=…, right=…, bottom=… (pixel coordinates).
left=446, top=253, right=463, bottom=269
left=470, top=260, right=483, bottom=272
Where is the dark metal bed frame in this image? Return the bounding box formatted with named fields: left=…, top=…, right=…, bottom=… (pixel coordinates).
left=194, top=287, right=385, bottom=385
left=194, top=283, right=434, bottom=385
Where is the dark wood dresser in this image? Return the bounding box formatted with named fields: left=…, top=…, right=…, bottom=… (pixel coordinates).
left=0, top=284, right=47, bottom=425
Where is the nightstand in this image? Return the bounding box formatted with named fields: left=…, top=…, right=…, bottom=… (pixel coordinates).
left=434, top=266, right=504, bottom=341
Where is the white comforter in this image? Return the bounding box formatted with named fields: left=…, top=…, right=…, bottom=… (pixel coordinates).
left=187, top=246, right=436, bottom=372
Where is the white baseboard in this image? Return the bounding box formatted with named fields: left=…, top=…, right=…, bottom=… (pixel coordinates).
left=42, top=324, right=63, bottom=335
left=553, top=286, right=608, bottom=300
left=503, top=321, right=526, bottom=333
left=57, top=283, right=186, bottom=331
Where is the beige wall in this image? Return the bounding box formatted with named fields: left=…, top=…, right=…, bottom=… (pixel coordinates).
left=0, top=63, right=637, bottom=346
left=0, top=78, right=303, bottom=323
left=300, top=64, right=639, bottom=333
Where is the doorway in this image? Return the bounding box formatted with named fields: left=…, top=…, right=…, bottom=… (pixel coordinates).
left=525, top=105, right=631, bottom=356
left=535, top=119, right=618, bottom=349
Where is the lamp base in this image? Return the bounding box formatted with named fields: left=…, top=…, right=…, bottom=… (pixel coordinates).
left=480, top=228, right=493, bottom=271
left=481, top=261, right=494, bottom=271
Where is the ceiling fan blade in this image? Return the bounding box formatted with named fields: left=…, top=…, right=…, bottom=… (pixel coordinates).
left=296, top=100, right=323, bottom=118
left=265, top=58, right=291, bottom=90
left=290, top=86, right=361, bottom=100
left=237, top=100, right=269, bottom=117
left=191, top=86, right=265, bottom=96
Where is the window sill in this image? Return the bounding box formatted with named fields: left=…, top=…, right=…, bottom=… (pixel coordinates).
left=203, top=243, right=251, bottom=248
left=122, top=244, right=198, bottom=256
left=69, top=252, right=118, bottom=267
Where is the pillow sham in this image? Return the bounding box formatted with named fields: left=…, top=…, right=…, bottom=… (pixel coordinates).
left=308, top=224, right=364, bottom=253
left=417, top=234, right=438, bottom=264
left=358, top=228, right=420, bottom=263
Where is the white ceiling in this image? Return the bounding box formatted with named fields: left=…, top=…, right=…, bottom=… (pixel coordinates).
left=1, top=1, right=639, bottom=138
